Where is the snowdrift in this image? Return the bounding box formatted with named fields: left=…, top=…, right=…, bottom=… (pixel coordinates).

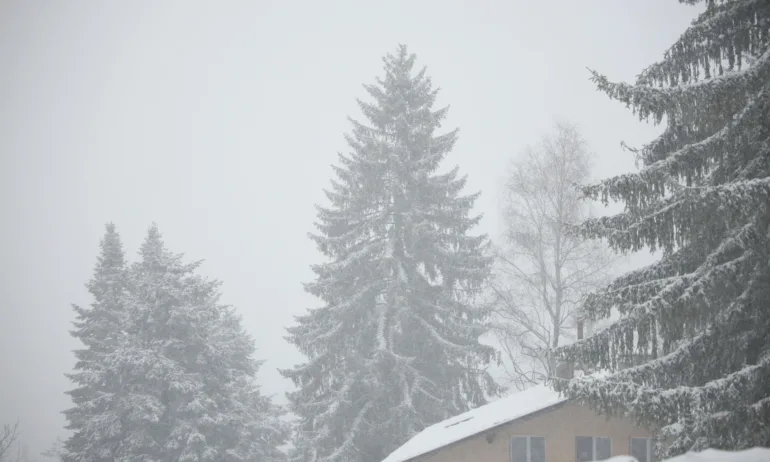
left=607, top=448, right=770, bottom=462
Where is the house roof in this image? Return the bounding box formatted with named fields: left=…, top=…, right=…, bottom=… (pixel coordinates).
left=381, top=384, right=568, bottom=462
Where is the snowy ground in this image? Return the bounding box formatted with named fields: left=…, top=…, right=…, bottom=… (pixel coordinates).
left=607, top=448, right=770, bottom=462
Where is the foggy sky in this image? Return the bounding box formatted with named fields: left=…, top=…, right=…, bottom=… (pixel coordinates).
left=0, top=1, right=698, bottom=457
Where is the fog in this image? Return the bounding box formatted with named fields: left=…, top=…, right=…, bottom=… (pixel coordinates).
left=0, top=1, right=697, bottom=457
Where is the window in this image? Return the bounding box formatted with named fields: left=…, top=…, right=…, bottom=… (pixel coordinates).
left=511, top=436, right=546, bottom=462
left=576, top=436, right=612, bottom=462
left=630, top=438, right=655, bottom=462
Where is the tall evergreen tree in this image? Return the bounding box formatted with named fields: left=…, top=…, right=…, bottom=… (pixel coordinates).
left=554, top=0, right=770, bottom=456
left=282, top=45, right=499, bottom=462
left=64, top=224, right=288, bottom=461
left=64, top=223, right=130, bottom=460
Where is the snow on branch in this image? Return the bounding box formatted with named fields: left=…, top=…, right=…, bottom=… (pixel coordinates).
left=555, top=356, right=770, bottom=430
left=316, top=401, right=373, bottom=462
left=582, top=89, right=769, bottom=210
left=636, top=0, right=769, bottom=87
left=589, top=46, right=770, bottom=124
left=581, top=177, right=770, bottom=254
left=559, top=217, right=765, bottom=370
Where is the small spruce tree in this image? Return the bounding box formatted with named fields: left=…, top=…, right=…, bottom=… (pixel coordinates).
left=64, top=224, right=288, bottom=461
left=554, top=0, right=770, bottom=456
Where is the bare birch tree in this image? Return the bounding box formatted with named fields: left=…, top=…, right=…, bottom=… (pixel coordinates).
left=491, top=121, right=615, bottom=391
left=0, top=421, right=22, bottom=462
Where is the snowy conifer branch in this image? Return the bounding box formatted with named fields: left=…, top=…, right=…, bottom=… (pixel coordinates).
left=581, top=89, right=770, bottom=211
left=637, top=0, right=770, bottom=87
left=552, top=1, right=770, bottom=454
left=590, top=46, right=769, bottom=124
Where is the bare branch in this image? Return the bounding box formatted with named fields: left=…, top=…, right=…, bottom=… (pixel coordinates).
left=0, top=420, right=21, bottom=462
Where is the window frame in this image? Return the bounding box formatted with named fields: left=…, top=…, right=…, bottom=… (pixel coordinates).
left=629, top=437, right=654, bottom=462
left=575, top=436, right=612, bottom=462
left=510, top=435, right=547, bottom=462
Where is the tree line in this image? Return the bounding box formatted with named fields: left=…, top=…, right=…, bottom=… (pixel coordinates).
left=6, top=1, right=768, bottom=460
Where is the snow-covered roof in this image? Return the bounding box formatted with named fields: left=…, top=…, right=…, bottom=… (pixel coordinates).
left=381, top=384, right=567, bottom=462
left=606, top=448, right=770, bottom=462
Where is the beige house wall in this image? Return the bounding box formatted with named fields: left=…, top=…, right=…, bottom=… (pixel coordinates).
left=415, top=403, right=652, bottom=462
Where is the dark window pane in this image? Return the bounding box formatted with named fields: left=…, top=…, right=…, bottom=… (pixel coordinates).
left=576, top=437, right=594, bottom=462
left=511, top=437, right=528, bottom=462
left=631, top=439, right=649, bottom=462
left=596, top=437, right=612, bottom=461
left=530, top=437, right=546, bottom=462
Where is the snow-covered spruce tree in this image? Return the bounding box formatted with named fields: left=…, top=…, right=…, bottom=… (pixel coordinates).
left=63, top=223, right=131, bottom=461
left=281, top=45, right=499, bottom=462
left=553, top=0, right=770, bottom=456
left=69, top=224, right=288, bottom=461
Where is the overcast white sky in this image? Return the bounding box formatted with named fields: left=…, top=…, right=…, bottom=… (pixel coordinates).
left=0, top=0, right=699, bottom=457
